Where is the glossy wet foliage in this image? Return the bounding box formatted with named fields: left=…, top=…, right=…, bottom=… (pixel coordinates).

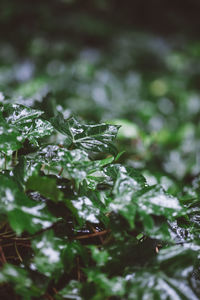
left=0, top=100, right=199, bottom=300
left=1, top=1, right=200, bottom=299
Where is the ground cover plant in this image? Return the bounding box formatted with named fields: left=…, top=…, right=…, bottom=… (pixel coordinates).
left=1, top=0, right=200, bottom=299
left=0, top=100, right=200, bottom=299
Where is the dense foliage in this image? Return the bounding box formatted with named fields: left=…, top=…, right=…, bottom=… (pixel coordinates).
left=0, top=1, right=200, bottom=299
left=0, top=100, right=200, bottom=299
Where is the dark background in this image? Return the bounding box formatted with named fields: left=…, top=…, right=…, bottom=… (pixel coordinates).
left=1, top=0, right=200, bottom=51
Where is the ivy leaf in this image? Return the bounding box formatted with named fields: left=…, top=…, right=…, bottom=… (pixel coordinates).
left=106, top=165, right=147, bottom=228
left=125, top=245, right=199, bottom=299
left=26, top=175, right=63, bottom=202
left=19, top=118, right=54, bottom=146
left=157, top=244, right=199, bottom=276
left=71, top=196, right=100, bottom=224
left=0, top=112, right=23, bottom=154
left=85, top=269, right=126, bottom=298
left=51, top=113, right=120, bottom=155
left=106, top=165, right=182, bottom=229
left=27, top=145, right=89, bottom=163
left=0, top=123, right=22, bottom=154
left=55, top=280, right=82, bottom=300
left=1, top=103, right=54, bottom=148
left=64, top=156, right=114, bottom=184
left=0, top=264, right=42, bottom=299
left=27, top=145, right=113, bottom=185
left=135, top=185, right=183, bottom=219
left=32, top=230, right=65, bottom=279
left=61, top=241, right=88, bottom=273
left=88, top=246, right=109, bottom=267
left=105, top=164, right=147, bottom=189
left=2, top=103, right=43, bottom=125
left=0, top=174, right=56, bottom=234
left=126, top=268, right=199, bottom=300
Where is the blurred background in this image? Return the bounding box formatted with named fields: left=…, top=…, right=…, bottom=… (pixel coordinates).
left=1, top=0, right=200, bottom=191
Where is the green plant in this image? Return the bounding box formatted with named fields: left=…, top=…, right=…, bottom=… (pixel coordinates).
left=0, top=101, right=199, bottom=299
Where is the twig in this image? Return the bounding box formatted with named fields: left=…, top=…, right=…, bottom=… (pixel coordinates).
left=0, top=246, right=7, bottom=264
left=0, top=230, right=14, bottom=236
left=74, top=229, right=110, bottom=240
left=15, top=242, right=23, bottom=262
left=52, top=288, right=58, bottom=295
left=58, top=167, right=63, bottom=176
left=2, top=242, right=31, bottom=248
left=5, top=256, right=21, bottom=260
left=1, top=233, right=16, bottom=238
left=10, top=221, right=60, bottom=241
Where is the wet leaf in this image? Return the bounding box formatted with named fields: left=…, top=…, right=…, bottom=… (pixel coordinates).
left=0, top=112, right=22, bottom=154
left=126, top=268, right=199, bottom=300
left=26, top=175, right=63, bottom=202
left=2, top=103, right=43, bottom=125
left=32, top=230, right=64, bottom=278
left=19, top=118, right=54, bottom=146
left=135, top=185, right=183, bottom=219
left=0, top=264, right=42, bottom=299
left=0, top=97, right=199, bottom=300
left=55, top=280, right=82, bottom=300
left=70, top=196, right=100, bottom=224
left=0, top=103, right=54, bottom=148
left=0, top=174, right=56, bottom=234
left=51, top=113, right=120, bottom=155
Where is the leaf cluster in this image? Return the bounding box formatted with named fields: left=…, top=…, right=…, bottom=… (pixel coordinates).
left=0, top=102, right=199, bottom=299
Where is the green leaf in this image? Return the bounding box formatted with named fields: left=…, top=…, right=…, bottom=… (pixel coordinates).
left=88, top=246, right=109, bottom=267
left=26, top=175, right=63, bottom=202
left=157, top=244, right=199, bottom=276
left=27, top=145, right=113, bottom=185
left=0, top=174, right=56, bottom=234
left=32, top=230, right=64, bottom=279
left=0, top=264, right=42, bottom=299
left=125, top=245, right=199, bottom=299
left=70, top=196, right=101, bottom=224
left=55, top=280, right=82, bottom=300
left=86, top=269, right=126, bottom=299
left=26, top=145, right=89, bottom=175
left=105, top=164, right=147, bottom=189
left=0, top=112, right=22, bottom=154
left=126, top=268, right=199, bottom=300
left=106, top=164, right=147, bottom=228
left=64, top=155, right=114, bottom=185
left=1, top=103, right=54, bottom=147
left=135, top=185, right=183, bottom=219
left=27, top=145, right=89, bottom=166
left=19, top=118, right=54, bottom=146
left=0, top=124, right=22, bottom=154
left=61, top=241, right=87, bottom=272
left=2, top=103, right=43, bottom=125
left=105, top=165, right=182, bottom=229
left=51, top=113, right=120, bottom=154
